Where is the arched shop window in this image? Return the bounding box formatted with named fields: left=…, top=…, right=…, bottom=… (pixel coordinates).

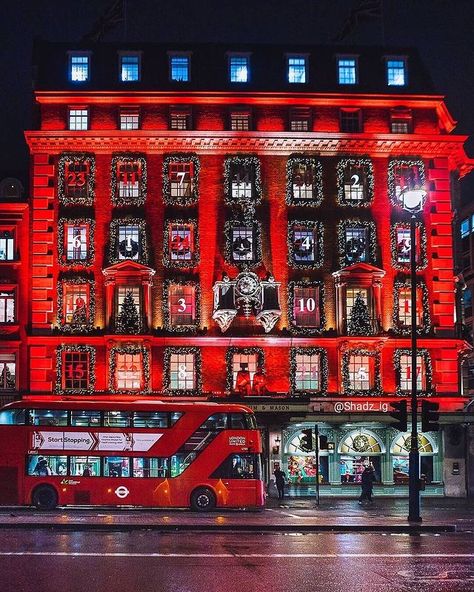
left=338, top=429, right=384, bottom=484
left=284, top=429, right=329, bottom=485
left=391, top=432, right=437, bottom=485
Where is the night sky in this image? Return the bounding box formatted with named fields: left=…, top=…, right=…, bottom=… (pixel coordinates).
left=1, top=0, right=474, bottom=200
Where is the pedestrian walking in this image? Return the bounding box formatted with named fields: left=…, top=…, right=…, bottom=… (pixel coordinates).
left=358, top=465, right=375, bottom=504
left=273, top=464, right=286, bottom=500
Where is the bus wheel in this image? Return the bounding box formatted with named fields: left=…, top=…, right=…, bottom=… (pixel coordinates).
left=32, top=485, right=58, bottom=510
left=190, top=487, right=216, bottom=512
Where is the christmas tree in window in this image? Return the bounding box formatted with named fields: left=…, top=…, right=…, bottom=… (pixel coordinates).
left=116, top=290, right=141, bottom=334
left=348, top=292, right=373, bottom=335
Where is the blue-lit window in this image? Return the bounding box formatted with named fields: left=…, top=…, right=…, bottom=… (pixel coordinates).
left=229, top=55, right=250, bottom=83
left=120, top=54, right=140, bottom=82
left=69, top=54, right=89, bottom=82
left=386, top=58, right=407, bottom=86
left=338, top=57, right=357, bottom=85
left=170, top=55, right=190, bottom=82
left=287, top=56, right=307, bottom=84
left=461, top=218, right=470, bottom=238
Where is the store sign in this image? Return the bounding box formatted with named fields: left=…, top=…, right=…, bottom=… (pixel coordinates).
left=30, top=431, right=162, bottom=452
left=247, top=404, right=309, bottom=413
left=311, top=400, right=390, bottom=413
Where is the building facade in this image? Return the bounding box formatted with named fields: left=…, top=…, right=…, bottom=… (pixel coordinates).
left=14, top=41, right=474, bottom=496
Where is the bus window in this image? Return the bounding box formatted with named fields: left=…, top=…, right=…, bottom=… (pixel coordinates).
left=133, top=457, right=168, bottom=478
left=0, top=408, right=26, bottom=424
left=27, top=454, right=68, bottom=476
left=70, top=456, right=100, bottom=477
left=170, top=412, right=182, bottom=426
left=200, top=414, right=228, bottom=431
left=245, top=414, right=257, bottom=430
left=104, top=457, right=130, bottom=477
left=104, top=411, right=130, bottom=427
left=132, top=412, right=168, bottom=428
left=230, top=413, right=246, bottom=429
left=30, top=409, right=68, bottom=426
left=170, top=452, right=197, bottom=477
left=70, top=410, right=101, bottom=427
left=211, top=454, right=261, bottom=479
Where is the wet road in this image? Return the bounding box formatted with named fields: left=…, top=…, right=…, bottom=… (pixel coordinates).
left=2, top=529, right=473, bottom=592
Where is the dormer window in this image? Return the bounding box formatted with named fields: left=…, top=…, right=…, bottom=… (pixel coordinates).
left=69, top=52, right=90, bottom=82
left=337, top=56, right=358, bottom=85
left=229, top=54, right=250, bottom=83
left=119, top=53, right=140, bottom=82
left=169, top=53, right=191, bottom=82
left=386, top=57, right=407, bottom=86
left=287, top=55, right=308, bottom=84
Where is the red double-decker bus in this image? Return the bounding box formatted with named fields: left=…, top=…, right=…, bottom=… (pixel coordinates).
left=0, top=397, right=265, bottom=511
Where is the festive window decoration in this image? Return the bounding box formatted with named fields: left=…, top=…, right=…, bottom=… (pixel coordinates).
left=163, top=347, right=202, bottom=395
left=224, top=155, right=262, bottom=212
left=111, top=155, right=147, bottom=206
left=342, top=348, right=382, bottom=396
left=288, top=280, right=325, bottom=335
left=109, top=218, right=148, bottom=265
left=392, top=432, right=435, bottom=455
left=347, top=290, right=375, bottom=336
left=226, top=347, right=265, bottom=394
left=162, top=153, right=200, bottom=206
left=393, top=279, right=431, bottom=335
left=339, top=430, right=383, bottom=454
left=55, top=344, right=96, bottom=395
left=57, top=276, right=95, bottom=333
left=336, top=157, right=374, bottom=206
left=290, top=347, right=328, bottom=396
left=285, top=155, right=323, bottom=206
left=115, top=286, right=142, bottom=334
left=393, top=348, right=433, bottom=396
left=390, top=222, right=427, bottom=270
left=163, top=279, right=200, bottom=332
left=109, top=344, right=150, bottom=394
left=58, top=218, right=95, bottom=267
left=0, top=289, right=15, bottom=323
left=163, top=219, right=199, bottom=268
left=337, top=219, right=377, bottom=267
left=288, top=220, right=324, bottom=268
left=58, top=153, right=95, bottom=206
left=0, top=353, right=15, bottom=390
left=0, top=229, right=15, bottom=261
left=225, top=220, right=262, bottom=268
left=388, top=158, right=426, bottom=207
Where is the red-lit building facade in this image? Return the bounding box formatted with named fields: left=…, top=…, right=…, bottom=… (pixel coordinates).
left=10, top=42, right=474, bottom=496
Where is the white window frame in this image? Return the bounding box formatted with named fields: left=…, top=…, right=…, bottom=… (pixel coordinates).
left=337, top=56, right=358, bottom=85
left=168, top=52, right=191, bottom=82
left=228, top=53, right=251, bottom=83
left=386, top=56, right=407, bottom=86
left=68, top=107, right=89, bottom=131
left=119, top=52, right=141, bottom=82
left=287, top=54, right=308, bottom=84
left=68, top=51, right=91, bottom=82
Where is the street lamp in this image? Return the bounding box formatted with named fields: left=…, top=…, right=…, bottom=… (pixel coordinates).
left=400, top=184, right=427, bottom=522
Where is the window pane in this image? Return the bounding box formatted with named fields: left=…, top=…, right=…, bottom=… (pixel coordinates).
left=116, top=353, right=142, bottom=390
left=104, top=411, right=130, bottom=427
left=104, top=457, right=130, bottom=477
left=0, top=408, right=26, bottom=425
left=0, top=354, right=15, bottom=390
left=293, top=286, right=320, bottom=328
left=63, top=351, right=90, bottom=390
left=169, top=284, right=196, bottom=326
left=338, top=58, right=356, bottom=84
left=295, top=353, right=320, bottom=391
left=70, top=456, right=100, bottom=477
left=169, top=352, right=195, bottom=390
left=70, top=55, right=89, bottom=82
left=232, top=353, right=258, bottom=390
left=170, top=56, right=190, bottom=82
left=66, top=224, right=88, bottom=260
left=288, top=57, right=306, bottom=83
left=349, top=355, right=371, bottom=390
left=387, top=59, right=406, bottom=86
left=27, top=455, right=68, bottom=476
left=133, top=457, right=168, bottom=478
left=230, top=56, right=249, bottom=82
left=0, top=290, right=15, bottom=323
left=0, top=231, right=14, bottom=261
left=170, top=453, right=197, bottom=477
left=121, top=55, right=139, bottom=81
left=132, top=412, right=168, bottom=428
left=29, top=409, right=68, bottom=426
left=69, top=109, right=88, bottom=130
left=70, top=410, right=101, bottom=427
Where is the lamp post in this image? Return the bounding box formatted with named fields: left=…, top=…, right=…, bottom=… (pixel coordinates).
left=400, top=186, right=426, bottom=522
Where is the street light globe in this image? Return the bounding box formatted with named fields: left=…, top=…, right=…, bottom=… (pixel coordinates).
left=401, top=188, right=427, bottom=213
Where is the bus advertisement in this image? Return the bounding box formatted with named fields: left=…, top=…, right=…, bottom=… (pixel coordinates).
left=0, top=397, right=265, bottom=511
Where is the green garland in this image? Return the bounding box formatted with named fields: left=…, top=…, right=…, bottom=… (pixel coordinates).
left=163, top=279, right=201, bottom=333
left=288, top=280, right=326, bottom=335
left=57, top=218, right=95, bottom=268
left=289, top=347, right=328, bottom=396
left=224, top=219, right=262, bottom=269
left=336, top=157, right=374, bottom=207
left=163, top=218, right=200, bottom=268
left=58, top=153, right=95, bottom=206
left=337, top=218, right=377, bottom=268
left=108, top=344, right=150, bottom=394
left=387, top=158, right=426, bottom=208
left=56, top=274, right=95, bottom=333
left=109, top=218, right=149, bottom=265
left=224, top=155, right=262, bottom=208
left=54, top=344, right=96, bottom=395
left=111, top=154, right=147, bottom=207
left=285, top=155, right=323, bottom=207
left=393, top=348, right=433, bottom=397
left=390, top=221, right=428, bottom=271
left=162, top=153, right=200, bottom=206
left=393, top=278, right=431, bottom=335
left=163, top=346, right=202, bottom=395
left=225, top=347, right=265, bottom=392
left=342, top=347, right=382, bottom=396
left=287, top=220, right=324, bottom=269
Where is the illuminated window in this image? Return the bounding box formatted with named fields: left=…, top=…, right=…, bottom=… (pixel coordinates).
left=396, top=286, right=423, bottom=328
left=119, top=108, right=140, bottom=130
left=120, top=53, right=140, bottom=82
left=230, top=162, right=253, bottom=199
left=348, top=353, right=372, bottom=391
left=169, top=351, right=196, bottom=391
left=0, top=353, right=15, bottom=390
left=63, top=283, right=89, bottom=325
left=392, top=224, right=425, bottom=268
left=229, top=54, right=250, bottom=82
left=345, top=288, right=368, bottom=326
left=116, top=286, right=141, bottom=321
left=344, top=226, right=369, bottom=264
left=289, top=107, right=311, bottom=131
left=0, top=290, right=15, bottom=323
left=461, top=218, right=470, bottom=238
left=168, top=284, right=197, bottom=327
left=338, top=57, right=357, bottom=85
left=287, top=55, right=307, bottom=83
left=292, top=285, right=322, bottom=329
left=117, top=160, right=141, bottom=199
left=169, top=223, right=194, bottom=262
left=230, top=110, right=251, bottom=131
left=115, top=352, right=143, bottom=391
left=390, top=160, right=425, bottom=203
left=341, top=162, right=369, bottom=204
left=169, top=161, right=194, bottom=198
left=68, top=108, right=88, bottom=131
left=62, top=350, right=90, bottom=391
left=69, top=53, right=90, bottom=82
left=294, top=351, right=321, bottom=391
left=398, top=353, right=426, bottom=392
left=231, top=352, right=258, bottom=390
left=65, top=223, right=89, bottom=262
left=170, top=107, right=192, bottom=130
left=229, top=224, right=256, bottom=263
left=0, top=230, right=15, bottom=261
left=289, top=223, right=321, bottom=266
left=60, top=156, right=92, bottom=203
left=169, top=54, right=190, bottom=82
left=291, top=161, right=316, bottom=200
left=340, top=109, right=362, bottom=133
left=386, top=58, right=407, bottom=86
left=117, top=224, right=140, bottom=260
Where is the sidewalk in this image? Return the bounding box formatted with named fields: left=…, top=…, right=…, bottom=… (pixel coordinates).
left=0, top=498, right=472, bottom=533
